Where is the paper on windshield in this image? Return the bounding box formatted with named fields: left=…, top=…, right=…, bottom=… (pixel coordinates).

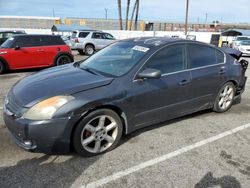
left=132, top=45, right=150, bottom=52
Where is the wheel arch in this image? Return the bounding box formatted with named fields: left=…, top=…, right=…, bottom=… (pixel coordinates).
left=53, top=52, right=74, bottom=65
left=0, top=56, right=10, bottom=71
left=69, top=104, right=128, bottom=148
left=84, top=43, right=95, bottom=50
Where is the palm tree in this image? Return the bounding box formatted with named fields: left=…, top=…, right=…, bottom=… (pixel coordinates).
left=129, top=0, right=137, bottom=30
left=134, top=0, right=139, bottom=30
left=125, top=0, right=130, bottom=30
left=117, top=0, right=123, bottom=30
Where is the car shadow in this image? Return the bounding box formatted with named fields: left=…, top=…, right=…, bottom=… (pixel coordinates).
left=120, top=109, right=213, bottom=145
left=0, top=154, right=100, bottom=188
left=195, top=172, right=241, bottom=188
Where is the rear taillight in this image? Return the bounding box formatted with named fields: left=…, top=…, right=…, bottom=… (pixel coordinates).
left=75, top=38, right=79, bottom=43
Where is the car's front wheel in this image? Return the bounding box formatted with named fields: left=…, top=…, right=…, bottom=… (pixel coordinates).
left=213, top=82, right=236, bottom=113
left=73, top=109, right=123, bottom=157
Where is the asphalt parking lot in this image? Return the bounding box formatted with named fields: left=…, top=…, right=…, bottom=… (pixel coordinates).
left=0, top=55, right=250, bottom=188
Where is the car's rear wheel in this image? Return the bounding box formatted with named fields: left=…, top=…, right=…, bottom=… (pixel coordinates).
left=85, top=45, right=95, bottom=56
left=0, top=60, right=6, bottom=74
left=78, top=49, right=84, bottom=55
left=56, top=55, right=72, bottom=66
left=73, top=109, right=123, bottom=157
left=213, top=82, right=236, bottom=113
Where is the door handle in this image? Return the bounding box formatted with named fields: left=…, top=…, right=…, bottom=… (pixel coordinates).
left=219, top=67, right=226, bottom=75
left=179, top=80, right=191, bottom=86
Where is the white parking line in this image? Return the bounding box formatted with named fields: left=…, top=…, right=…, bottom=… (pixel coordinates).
left=0, top=106, right=3, bottom=110
left=83, top=123, right=250, bottom=188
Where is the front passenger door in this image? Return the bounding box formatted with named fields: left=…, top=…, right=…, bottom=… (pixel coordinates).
left=130, top=43, right=193, bottom=127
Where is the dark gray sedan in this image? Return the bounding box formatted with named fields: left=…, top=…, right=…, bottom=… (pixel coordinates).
left=3, top=37, right=248, bottom=156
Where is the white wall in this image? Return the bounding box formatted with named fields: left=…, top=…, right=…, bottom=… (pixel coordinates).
left=0, top=28, right=220, bottom=44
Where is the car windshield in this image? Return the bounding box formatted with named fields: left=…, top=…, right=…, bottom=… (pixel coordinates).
left=0, top=37, right=15, bottom=48
left=79, top=41, right=150, bottom=77
left=239, top=40, right=250, bottom=45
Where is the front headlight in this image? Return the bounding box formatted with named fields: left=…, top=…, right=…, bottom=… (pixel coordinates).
left=23, top=95, right=74, bottom=120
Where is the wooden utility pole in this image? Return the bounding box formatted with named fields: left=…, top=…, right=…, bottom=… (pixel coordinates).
left=125, top=0, right=130, bottom=30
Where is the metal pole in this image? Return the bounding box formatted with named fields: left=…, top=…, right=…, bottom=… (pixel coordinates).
left=185, top=0, right=189, bottom=36
left=104, top=8, right=108, bottom=19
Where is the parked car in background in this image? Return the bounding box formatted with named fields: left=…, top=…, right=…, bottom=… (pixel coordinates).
left=232, top=36, right=250, bottom=48
left=233, top=40, right=250, bottom=56
left=0, top=30, right=26, bottom=45
left=0, top=34, right=74, bottom=74
left=70, top=30, right=116, bottom=55
left=3, top=37, right=248, bottom=156
left=61, top=35, right=71, bottom=47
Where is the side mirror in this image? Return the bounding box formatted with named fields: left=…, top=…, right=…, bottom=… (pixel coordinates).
left=14, top=46, right=20, bottom=50
left=137, top=68, right=161, bottom=80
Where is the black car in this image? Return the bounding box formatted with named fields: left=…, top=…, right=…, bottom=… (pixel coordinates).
left=3, top=37, right=248, bottom=157
left=0, top=30, right=26, bottom=45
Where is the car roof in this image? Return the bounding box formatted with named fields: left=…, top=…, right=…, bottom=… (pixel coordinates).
left=73, top=30, right=102, bottom=32
left=120, top=37, right=185, bottom=48
left=12, top=34, right=61, bottom=38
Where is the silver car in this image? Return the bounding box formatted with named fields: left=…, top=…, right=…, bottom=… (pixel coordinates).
left=70, top=30, right=116, bottom=55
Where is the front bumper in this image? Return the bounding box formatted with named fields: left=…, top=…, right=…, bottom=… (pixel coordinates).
left=3, top=109, right=81, bottom=154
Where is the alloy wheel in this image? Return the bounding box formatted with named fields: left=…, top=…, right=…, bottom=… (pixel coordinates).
left=218, top=84, right=234, bottom=110
left=80, top=115, right=118, bottom=153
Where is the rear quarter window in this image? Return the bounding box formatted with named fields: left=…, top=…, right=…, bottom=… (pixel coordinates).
left=188, top=44, right=217, bottom=68
left=41, top=36, right=65, bottom=46
left=79, top=32, right=90, bottom=38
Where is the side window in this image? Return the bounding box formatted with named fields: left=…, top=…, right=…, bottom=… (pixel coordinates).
left=188, top=44, right=217, bottom=68
left=92, top=33, right=102, bottom=39
left=78, top=32, right=89, bottom=38
left=216, top=50, right=225, bottom=63
left=103, top=33, right=114, bottom=40
left=41, top=36, right=65, bottom=46
left=14, top=37, right=42, bottom=47
left=145, top=44, right=187, bottom=74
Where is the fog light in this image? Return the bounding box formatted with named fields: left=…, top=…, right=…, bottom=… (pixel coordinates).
left=24, top=140, right=32, bottom=146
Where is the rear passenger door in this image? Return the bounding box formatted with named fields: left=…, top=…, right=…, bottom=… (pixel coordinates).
left=187, top=43, right=226, bottom=108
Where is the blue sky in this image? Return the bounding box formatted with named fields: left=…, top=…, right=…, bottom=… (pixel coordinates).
left=0, top=0, right=249, bottom=23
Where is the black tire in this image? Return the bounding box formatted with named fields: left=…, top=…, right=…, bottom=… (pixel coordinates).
left=0, top=60, right=6, bottom=74
left=73, top=109, right=123, bottom=157
left=55, top=55, right=72, bottom=66
left=213, top=82, right=236, bottom=113
left=85, top=44, right=95, bottom=56
left=78, top=49, right=85, bottom=55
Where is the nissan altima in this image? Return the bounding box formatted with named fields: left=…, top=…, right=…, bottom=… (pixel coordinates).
left=3, top=37, right=248, bottom=156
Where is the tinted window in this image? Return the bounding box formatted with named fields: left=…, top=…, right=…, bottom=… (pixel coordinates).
left=216, top=50, right=224, bottom=63
left=41, top=36, right=65, bottom=46
left=92, top=33, right=103, bottom=39
left=79, top=32, right=89, bottom=38
left=145, top=44, right=186, bottom=74
left=14, top=36, right=42, bottom=47
left=188, top=44, right=217, bottom=68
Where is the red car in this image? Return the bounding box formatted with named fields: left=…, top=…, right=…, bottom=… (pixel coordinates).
left=0, top=34, right=74, bottom=74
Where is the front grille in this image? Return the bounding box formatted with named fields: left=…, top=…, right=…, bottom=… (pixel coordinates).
left=5, top=91, right=23, bottom=117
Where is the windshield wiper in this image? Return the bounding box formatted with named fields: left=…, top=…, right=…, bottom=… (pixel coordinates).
left=81, top=66, right=99, bottom=75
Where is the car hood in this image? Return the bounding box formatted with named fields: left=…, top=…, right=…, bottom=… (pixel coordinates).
left=12, top=64, right=114, bottom=107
